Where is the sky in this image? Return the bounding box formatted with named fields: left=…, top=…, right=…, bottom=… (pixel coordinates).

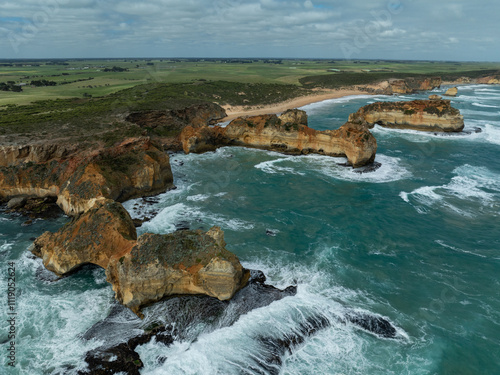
left=0, top=0, right=498, bottom=61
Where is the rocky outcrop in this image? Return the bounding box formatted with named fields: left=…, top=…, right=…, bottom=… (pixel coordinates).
left=80, top=270, right=297, bottom=375
left=31, top=194, right=248, bottom=314
left=0, top=137, right=174, bottom=216
left=365, top=77, right=441, bottom=95
left=181, top=109, right=377, bottom=168
left=126, top=103, right=226, bottom=130
left=106, top=227, right=248, bottom=314
left=32, top=199, right=137, bottom=276
left=349, top=99, right=464, bottom=132
left=444, top=87, right=458, bottom=97
left=29, top=193, right=247, bottom=314
left=476, top=75, right=500, bottom=85
left=429, top=94, right=442, bottom=100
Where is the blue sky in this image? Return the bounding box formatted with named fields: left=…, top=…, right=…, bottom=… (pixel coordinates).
left=0, top=0, right=498, bottom=61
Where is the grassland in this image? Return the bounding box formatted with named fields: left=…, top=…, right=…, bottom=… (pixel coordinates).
left=1, top=58, right=499, bottom=107
left=0, top=58, right=498, bottom=145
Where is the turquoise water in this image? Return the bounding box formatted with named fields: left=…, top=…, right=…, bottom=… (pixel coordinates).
left=1, top=85, right=500, bottom=374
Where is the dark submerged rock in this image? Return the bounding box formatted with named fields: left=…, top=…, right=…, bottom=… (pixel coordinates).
left=345, top=310, right=397, bottom=338
left=80, top=269, right=296, bottom=374
left=353, top=161, right=382, bottom=174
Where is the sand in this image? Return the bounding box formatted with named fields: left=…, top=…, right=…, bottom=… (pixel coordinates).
left=220, top=88, right=371, bottom=122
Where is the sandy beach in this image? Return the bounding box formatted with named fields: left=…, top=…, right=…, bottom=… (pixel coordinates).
left=220, top=88, right=371, bottom=122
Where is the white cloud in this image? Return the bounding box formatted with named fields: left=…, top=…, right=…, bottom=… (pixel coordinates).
left=0, top=0, right=498, bottom=61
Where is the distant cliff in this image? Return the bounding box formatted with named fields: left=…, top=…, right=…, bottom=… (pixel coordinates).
left=364, top=77, right=442, bottom=95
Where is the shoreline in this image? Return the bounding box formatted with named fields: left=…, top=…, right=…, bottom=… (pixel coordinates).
left=219, top=88, right=371, bottom=122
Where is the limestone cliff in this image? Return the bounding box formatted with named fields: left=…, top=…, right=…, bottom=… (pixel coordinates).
left=126, top=103, right=227, bottom=150
left=31, top=198, right=247, bottom=315
left=32, top=199, right=136, bottom=275
left=181, top=109, right=377, bottom=168
left=349, top=99, right=464, bottom=132
left=106, top=227, right=248, bottom=314
left=476, top=75, right=500, bottom=85
left=364, top=77, right=441, bottom=95
left=0, top=137, right=174, bottom=215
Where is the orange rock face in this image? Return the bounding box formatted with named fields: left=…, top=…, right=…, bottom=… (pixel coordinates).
left=31, top=199, right=248, bottom=315
left=476, top=75, right=500, bottom=85
left=106, top=227, right=248, bottom=315
left=0, top=137, right=174, bottom=215
left=349, top=99, right=464, bottom=132
left=181, top=109, right=377, bottom=168
left=365, top=77, right=442, bottom=95
left=32, top=199, right=136, bottom=276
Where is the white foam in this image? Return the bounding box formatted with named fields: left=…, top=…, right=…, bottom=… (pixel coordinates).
left=139, top=202, right=191, bottom=233
left=318, top=154, right=411, bottom=183
left=300, top=94, right=386, bottom=114
left=401, top=165, right=500, bottom=216
left=255, top=153, right=410, bottom=183
left=139, top=202, right=254, bottom=234
left=186, top=194, right=210, bottom=202
left=254, top=156, right=306, bottom=176
left=472, top=102, right=498, bottom=109
left=435, top=240, right=487, bottom=258
left=8, top=253, right=113, bottom=374
left=0, top=241, right=13, bottom=253
left=483, top=124, right=500, bottom=145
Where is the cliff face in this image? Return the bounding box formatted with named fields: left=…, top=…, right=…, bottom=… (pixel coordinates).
left=106, top=227, right=247, bottom=314
left=181, top=109, right=377, bottom=168
left=476, top=75, right=500, bottom=85
left=31, top=199, right=247, bottom=315
left=0, top=138, right=174, bottom=215
left=349, top=99, right=464, bottom=132
left=365, top=77, right=442, bottom=95
left=32, top=199, right=136, bottom=275
left=0, top=144, right=78, bottom=167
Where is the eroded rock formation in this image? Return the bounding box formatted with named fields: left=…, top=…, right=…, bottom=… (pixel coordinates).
left=444, top=87, right=458, bottom=97
left=364, top=77, right=442, bottom=95
left=181, top=109, right=377, bottom=167
left=349, top=99, right=464, bottom=132
left=31, top=196, right=248, bottom=314
left=107, top=227, right=248, bottom=314
left=476, top=75, right=500, bottom=85
left=0, top=137, right=173, bottom=215
left=32, top=199, right=137, bottom=275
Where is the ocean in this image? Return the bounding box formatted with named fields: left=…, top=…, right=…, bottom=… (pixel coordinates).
left=1, top=84, right=499, bottom=374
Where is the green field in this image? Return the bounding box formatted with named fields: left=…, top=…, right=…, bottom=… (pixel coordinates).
left=1, top=58, right=499, bottom=107
left=0, top=58, right=499, bottom=148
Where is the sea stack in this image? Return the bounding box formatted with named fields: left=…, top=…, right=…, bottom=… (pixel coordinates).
left=444, top=87, right=458, bottom=97
left=349, top=99, right=464, bottom=132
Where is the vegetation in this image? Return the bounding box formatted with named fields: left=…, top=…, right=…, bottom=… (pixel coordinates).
left=299, top=69, right=500, bottom=89
left=1, top=58, right=498, bottom=107
left=0, top=58, right=498, bottom=144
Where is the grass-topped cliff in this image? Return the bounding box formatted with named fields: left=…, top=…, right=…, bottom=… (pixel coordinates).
left=0, top=81, right=307, bottom=146
left=1, top=59, right=499, bottom=148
